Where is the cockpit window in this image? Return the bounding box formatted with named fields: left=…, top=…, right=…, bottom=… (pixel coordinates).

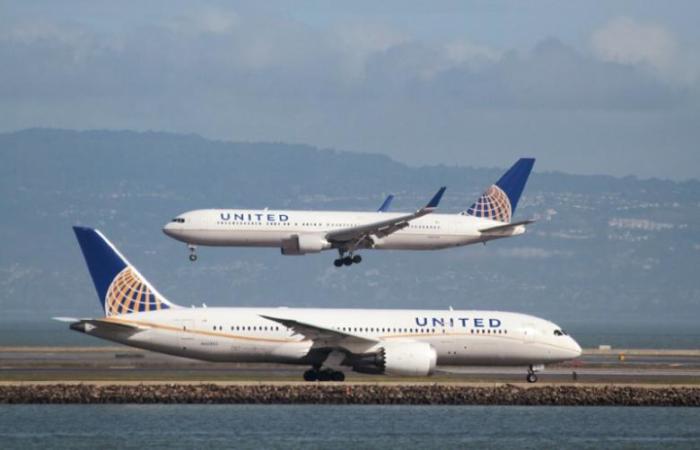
left=171, top=218, right=185, bottom=223
left=553, top=329, right=568, bottom=336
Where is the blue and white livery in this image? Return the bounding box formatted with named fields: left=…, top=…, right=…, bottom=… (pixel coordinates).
left=164, top=159, right=536, bottom=266
left=59, top=225, right=581, bottom=383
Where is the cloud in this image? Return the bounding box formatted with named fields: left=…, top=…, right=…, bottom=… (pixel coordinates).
left=0, top=7, right=698, bottom=179
left=422, top=37, right=682, bottom=109
left=165, top=8, right=239, bottom=36
left=591, top=17, right=698, bottom=84
left=444, top=40, right=501, bottom=66
left=0, top=10, right=687, bottom=108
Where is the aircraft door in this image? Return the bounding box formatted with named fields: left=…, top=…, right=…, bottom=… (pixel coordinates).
left=177, top=319, right=195, bottom=351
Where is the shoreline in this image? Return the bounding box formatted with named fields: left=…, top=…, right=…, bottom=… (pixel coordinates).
left=1, top=383, right=698, bottom=406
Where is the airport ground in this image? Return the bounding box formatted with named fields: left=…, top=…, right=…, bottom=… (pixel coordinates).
left=1, top=346, right=698, bottom=385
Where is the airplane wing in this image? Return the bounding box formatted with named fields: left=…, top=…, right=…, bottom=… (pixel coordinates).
left=479, top=219, right=534, bottom=233
left=260, top=314, right=378, bottom=347
left=377, top=194, right=394, bottom=212
left=326, top=187, right=446, bottom=245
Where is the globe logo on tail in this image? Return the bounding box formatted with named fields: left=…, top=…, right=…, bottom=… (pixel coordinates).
left=105, top=267, right=169, bottom=316
left=466, top=185, right=512, bottom=223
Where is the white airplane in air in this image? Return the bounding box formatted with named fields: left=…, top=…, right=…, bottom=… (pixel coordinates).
left=163, top=158, right=536, bottom=267
left=59, top=226, right=581, bottom=383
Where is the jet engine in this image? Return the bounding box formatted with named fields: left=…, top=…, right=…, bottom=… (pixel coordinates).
left=352, top=342, right=437, bottom=377
left=281, top=234, right=331, bottom=255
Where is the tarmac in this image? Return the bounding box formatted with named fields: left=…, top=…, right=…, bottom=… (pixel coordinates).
left=1, top=346, right=698, bottom=385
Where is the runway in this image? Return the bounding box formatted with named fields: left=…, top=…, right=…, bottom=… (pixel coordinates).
left=1, top=346, right=698, bottom=384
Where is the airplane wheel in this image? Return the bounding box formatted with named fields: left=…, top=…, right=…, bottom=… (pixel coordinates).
left=303, top=369, right=318, bottom=382
left=331, top=371, right=345, bottom=382
left=333, top=259, right=343, bottom=267
left=526, top=373, right=538, bottom=383
left=318, top=370, right=332, bottom=382
left=352, top=255, right=362, bottom=264
left=343, top=256, right=353, bottom=266
left=189, top=254, right=197, bottom=262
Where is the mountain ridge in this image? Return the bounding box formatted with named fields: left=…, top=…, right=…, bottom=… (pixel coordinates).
left=1, top=128, right=698, bottom=325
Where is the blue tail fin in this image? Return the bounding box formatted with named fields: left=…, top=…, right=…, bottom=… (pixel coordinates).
left=377, top=194, right=394, bottom=212
left=465, top=158, right=535, bottom=222
left=73, top=226, right=176, bottom=316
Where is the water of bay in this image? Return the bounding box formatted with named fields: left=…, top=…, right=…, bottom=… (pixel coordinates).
left=0, top=404, right=698, bottom=449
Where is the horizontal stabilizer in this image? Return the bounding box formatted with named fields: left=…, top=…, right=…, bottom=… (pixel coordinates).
left=88, top=318, right=148, bottom=330
left=479, top=219, right=534, bottom=233
left=64, top=317, right=149, bottom=334
left=52, top=316, right=81, bottom=322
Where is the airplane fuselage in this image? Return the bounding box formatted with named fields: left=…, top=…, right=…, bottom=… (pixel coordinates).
left=163, top=209, right=526, bottom=252
left=77, top=307, right=580, bottom=368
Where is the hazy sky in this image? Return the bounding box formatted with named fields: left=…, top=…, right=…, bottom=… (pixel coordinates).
left=1, top=1, right=699, bottom=179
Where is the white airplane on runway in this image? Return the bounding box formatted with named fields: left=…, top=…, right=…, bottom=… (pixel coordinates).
left=59, top=226, right=581, bottom=383
left=163, top=158, right=536, bottom=266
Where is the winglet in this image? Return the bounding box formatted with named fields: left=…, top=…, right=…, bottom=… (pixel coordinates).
left=377, top=194, right=394, bottom=212
left=425, top=187, right=447, bottom=209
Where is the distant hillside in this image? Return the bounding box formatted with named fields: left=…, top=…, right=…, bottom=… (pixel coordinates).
left=1, top=128, right=698, bottom=325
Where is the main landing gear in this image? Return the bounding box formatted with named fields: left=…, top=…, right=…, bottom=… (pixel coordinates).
left=333, top=250, right=362, bottom=267
left=188, top=244, right=198, bottom=262
left=303, top=367, right=345, bottom=382
left=526, top=365, right=538, bottom=383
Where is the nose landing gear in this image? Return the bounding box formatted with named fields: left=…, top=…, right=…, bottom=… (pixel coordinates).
left=526, top=364, right=541, bottom=383
left=188, top=244, right=197, bottom=262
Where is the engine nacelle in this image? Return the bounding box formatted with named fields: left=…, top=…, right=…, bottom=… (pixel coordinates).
left=280, top=234, right=331, bottom=255
left=353, top=342, right=437, bottom=377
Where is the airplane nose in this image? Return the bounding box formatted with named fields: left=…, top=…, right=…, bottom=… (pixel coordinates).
left=163, top=222, right=176, bottom=237
left=570, top=337, right=582, bottom=358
